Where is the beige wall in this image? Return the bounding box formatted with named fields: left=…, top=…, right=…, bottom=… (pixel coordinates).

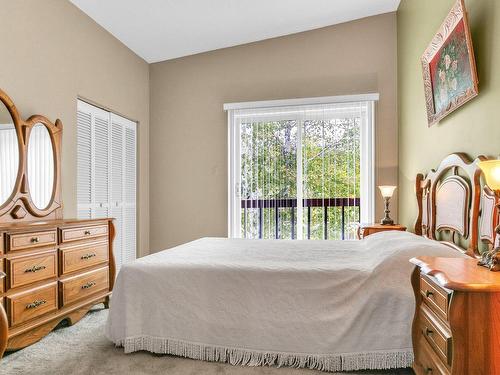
left=150, top=13, right=398, bottom=251
left=398, top=0, right=500, bottom=230
left=0, top=0, right=150, bottom=256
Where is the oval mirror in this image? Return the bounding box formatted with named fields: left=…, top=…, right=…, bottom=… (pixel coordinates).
left=27, top=123, right=55, bottom=209
left=0, top=101, right=19, bottom=207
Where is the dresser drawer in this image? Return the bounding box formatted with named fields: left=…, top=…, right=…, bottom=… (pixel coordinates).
left=420, top=275, right=450, bottom=321
left=60, top=225, right=108, bottom=243
left=7, top=282, right=58, bottom=326
left=419, top=304, right=452, bottom=365
left=60, top=241, right=108, bottom=275
left=8, top=250, right=57, bottom=289
left=415, top=336, right=450, bottom=375
left=60, top=267, right=109, bottom=306
left=8, top=230, right=57, bottom=252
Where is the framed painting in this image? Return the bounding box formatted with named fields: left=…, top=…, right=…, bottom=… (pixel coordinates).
left=421, top=0, right=479, bottom=127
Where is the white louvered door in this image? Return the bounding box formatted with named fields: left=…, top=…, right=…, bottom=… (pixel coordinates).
left=110, top=118, right=124, bottom=271
left=123, top=122, right=137, bottom=265
left=76, top=106, right=93, bottom=220
left=77, top=100, right=137, bottom=270
left=93, top=106, right=111, bottom=219
left=110, top=113, right=137, bottom=269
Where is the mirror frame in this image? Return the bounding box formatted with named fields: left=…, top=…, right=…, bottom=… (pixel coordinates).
left=0, top=88, right=24, bottom=218
left=0, top=88, right=62, bottom=223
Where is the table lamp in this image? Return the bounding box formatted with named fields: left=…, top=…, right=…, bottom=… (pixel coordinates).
left=478, top=160, right=500, bottom=271
left=379, top=185, right=397, bottom=225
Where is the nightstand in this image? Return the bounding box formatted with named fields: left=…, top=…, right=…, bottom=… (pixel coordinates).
left=357, top=223, right=406, bottom=239
left=410, top=256, right=500, bottom=375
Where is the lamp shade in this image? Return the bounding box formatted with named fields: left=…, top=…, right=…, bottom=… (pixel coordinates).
left=379, top=185, right=397, bottom=198
left=479, top=160, right=500, bottom=191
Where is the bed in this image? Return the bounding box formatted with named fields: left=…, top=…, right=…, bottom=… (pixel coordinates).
left=106, top=153, right=496, bottom=372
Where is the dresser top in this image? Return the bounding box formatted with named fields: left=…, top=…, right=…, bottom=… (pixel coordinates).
left=411, top=256, right=500, bottom=292
left=0, top=218, right=113, bottom=231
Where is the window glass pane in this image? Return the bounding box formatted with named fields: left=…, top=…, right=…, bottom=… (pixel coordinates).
left=240, top=120, right=297, bottom=239
left=302, top=117, right=360, bottom=240
left=234, top=101, right=367, bottom=240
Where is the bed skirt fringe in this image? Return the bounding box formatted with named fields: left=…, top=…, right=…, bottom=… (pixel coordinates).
left=115, top=336, right=413, bottom=372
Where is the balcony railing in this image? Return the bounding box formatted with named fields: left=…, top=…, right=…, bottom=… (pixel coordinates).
left=240, top=197, right=360, bottom=240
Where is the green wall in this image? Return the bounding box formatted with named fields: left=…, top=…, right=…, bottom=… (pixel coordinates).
left=398, top=0, right=500, bottom=231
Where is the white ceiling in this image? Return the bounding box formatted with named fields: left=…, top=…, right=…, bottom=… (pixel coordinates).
left=69, top=0, right=400, bottom=63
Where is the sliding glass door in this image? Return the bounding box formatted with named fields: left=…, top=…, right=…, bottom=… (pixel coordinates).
left=228, top=98, right=375, bottom=240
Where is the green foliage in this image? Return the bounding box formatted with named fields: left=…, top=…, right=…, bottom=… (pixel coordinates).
left=240, top=118, right=360, bottom=240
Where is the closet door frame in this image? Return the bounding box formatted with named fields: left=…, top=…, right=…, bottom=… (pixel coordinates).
left=77, top=99, right=137, bottom=268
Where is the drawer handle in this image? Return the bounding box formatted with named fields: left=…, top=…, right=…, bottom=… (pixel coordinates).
left=424, top=327, right=434, bottom=336
left=425, top=290, right=434, bottom=298
left=425, top=367, right=433, bottom=374
left=25, top=265, right=47, bottom=273
left=80, top=253, right=97, bottom=260
left=82, top=281, right=96, bottom=289
left=30, top=237, right=40, bottom=243
left=26, top=299, right=47, bottom=309
left=84, top=230, right=91, bottom=236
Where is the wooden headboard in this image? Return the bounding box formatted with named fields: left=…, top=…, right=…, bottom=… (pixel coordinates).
left=415, top=153, right=497, bottom=258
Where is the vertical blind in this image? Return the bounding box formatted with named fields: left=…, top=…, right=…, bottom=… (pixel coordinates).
left=0, top=125, right=18, bottom=203
left=227, top=97, right=375, bottom=240
left=77, top=100, right=137, bottom=270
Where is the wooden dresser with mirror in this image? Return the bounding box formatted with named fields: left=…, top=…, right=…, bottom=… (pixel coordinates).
left=0, top=88, right=115, bottom=358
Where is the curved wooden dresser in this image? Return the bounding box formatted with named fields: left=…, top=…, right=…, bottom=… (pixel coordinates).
left=410, top=256, right=500, bottom=375
left=0, top=218, right=115, bottom=356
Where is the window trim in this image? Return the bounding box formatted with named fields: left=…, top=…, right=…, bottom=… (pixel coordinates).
left=225, top=94, right=378, bottom=238
left=223, top=93, right=379, bottom=111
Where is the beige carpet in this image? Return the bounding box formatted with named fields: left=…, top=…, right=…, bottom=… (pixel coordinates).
left=2, top=305, right=413, bottom=375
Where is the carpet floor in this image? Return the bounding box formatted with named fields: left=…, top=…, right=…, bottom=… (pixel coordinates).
left=1, top=305, right=414, bottom=375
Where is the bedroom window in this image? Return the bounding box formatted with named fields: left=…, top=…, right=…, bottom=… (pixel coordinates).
left=226, top=94, right=377, bottom=240
left=76, top=100, right=137, bottom=270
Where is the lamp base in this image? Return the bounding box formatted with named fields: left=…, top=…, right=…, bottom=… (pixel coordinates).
left=381, top=196, right=394, bottom=226
left=380, top=218, right=394, bottom=226
left=478, top=198, right=500, bottom=271
left=478, top=248, right=500, bottom=272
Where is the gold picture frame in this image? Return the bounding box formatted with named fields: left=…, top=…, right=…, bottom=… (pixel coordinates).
left=421, top=0, right=479, bottom=127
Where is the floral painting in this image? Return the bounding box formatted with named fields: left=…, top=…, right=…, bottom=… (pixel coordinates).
left=421, top=0, right=478, bottom=126
left=429, top=20, right=473, bottom=115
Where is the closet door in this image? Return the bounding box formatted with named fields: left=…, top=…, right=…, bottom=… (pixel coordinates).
left=110, top=118, right=124, bottom=270
left=77, top=100, right=137, bottom=270
left=110, top=113, right=137, bottom=270
left=93, top=107, right=110, bottom=219
left=77, top=101, right=110, bottom=219
left=76, top=103, right=93, bottom=219
left=122, top=117, right=137, bottom=265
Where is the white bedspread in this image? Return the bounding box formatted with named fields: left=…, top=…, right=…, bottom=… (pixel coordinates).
left=106, top=231, right=462, bottom=372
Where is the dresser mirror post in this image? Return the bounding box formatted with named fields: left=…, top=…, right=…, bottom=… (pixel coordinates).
left=0, top=88, right=115, bottom=358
